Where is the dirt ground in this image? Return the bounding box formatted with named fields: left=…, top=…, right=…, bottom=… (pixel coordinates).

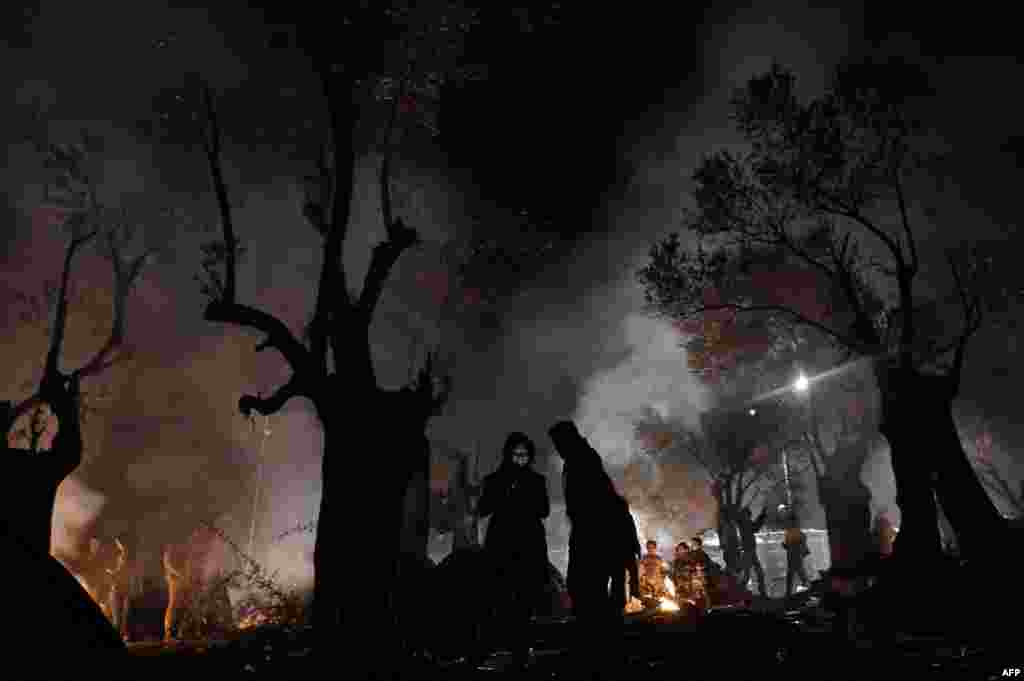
left=111, top=607, right=1017, bottom=681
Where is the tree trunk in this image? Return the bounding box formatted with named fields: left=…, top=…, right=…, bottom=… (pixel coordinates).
left=877, top=368, right=944, bottom=566
left=400, top=439, right=430, bottom=562
left=879, top=368, right=1008, bottom=566
left=452, top=450, right=480, bottom=551
left=313, top=416, right=408, bottom=679
left=928, top=399, right=1008, bottom=562
left=716, top=506, right=742, bottom=575
left=817, top=439, right=873, bottom=571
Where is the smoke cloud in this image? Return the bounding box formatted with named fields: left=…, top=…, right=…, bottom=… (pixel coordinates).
left=51, top=475, right=106, bottom=561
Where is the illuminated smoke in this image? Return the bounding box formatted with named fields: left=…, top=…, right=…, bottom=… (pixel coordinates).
left=574, top=311, right=706, bottom=468
left=51, top=476, right=106, bottom=561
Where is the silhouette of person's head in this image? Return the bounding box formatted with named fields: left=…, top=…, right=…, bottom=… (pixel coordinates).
left=675, top=542, right=689, bottom=557
left=645, top=540, right=658, bottom=556
left=547, top=420, right=581, bottom=457
left=502, top=432, right=536, bottom=468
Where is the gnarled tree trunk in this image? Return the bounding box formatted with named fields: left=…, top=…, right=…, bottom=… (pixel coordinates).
left=878, top=369, right=1007, bottom=567
left=817, top=438, right=873, bottom=571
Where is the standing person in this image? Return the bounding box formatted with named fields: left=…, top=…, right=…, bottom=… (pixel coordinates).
left=610, top=498, right=641, bottom=613
left=548, top=420, right=640, bottom=672
left=476, top=432, right=550, bottom=667
left=736, top=507, right=768, bottom=596
left=783, top=521, right=812, bottom=598
left=875, top=513, right=897, bottom=558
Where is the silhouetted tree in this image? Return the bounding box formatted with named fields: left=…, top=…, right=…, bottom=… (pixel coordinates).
left=637, top=401, right=792, bottom=580
left=172, top=4, right=581, bottom=674
left=639, top=60, right=1020, bottom=572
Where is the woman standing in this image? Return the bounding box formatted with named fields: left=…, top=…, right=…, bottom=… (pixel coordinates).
left=477, top=432, right=550, bottom=666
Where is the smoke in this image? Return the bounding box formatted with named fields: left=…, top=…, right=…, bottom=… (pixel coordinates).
left=51, top=476, right=106, bottom=561
left=573, top=311, right=707, bottom=468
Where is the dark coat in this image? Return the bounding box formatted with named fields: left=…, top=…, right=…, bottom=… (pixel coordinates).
left=477, top=435, right=550, bottom=591
left=478, top=466, right=550, bottom=562
left=548, top=421, right=640, bottom=588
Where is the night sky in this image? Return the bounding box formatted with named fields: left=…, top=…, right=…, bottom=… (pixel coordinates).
left=3, top=2, right=1022, bottom=583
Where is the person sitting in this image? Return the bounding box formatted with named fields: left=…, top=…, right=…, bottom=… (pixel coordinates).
left=669, top=541, right=694, bottom=601
left=637, top=540, right=669, bottom=606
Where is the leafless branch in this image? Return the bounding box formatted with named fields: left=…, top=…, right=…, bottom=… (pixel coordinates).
left=198, top=80, right=237, bottom=306
left=893, top=169, right=919, bottom=274
left=238, top=376, right=307, bottom=418
left=205, top=300, right=313, bottom=380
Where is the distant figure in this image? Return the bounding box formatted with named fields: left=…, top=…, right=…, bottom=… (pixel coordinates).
left=637, top=540, right=669, bottom=606
left=875, top=514, right=897, bottom=558
left=477, top=432, right=550, bottom=665
left=690, top=535, right=713, bottom=573
left=690, top=535, right=718, bottom=607
left=549, top=420, right=641, bottom=666
left=736, top=507, right=768, bottom=596
left=783, top=523, right=812, bottom=597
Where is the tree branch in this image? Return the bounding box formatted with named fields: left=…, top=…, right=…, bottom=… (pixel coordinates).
left=205, top=300, right=313, bottom=377
left=946, top=252, right=984, bottom=387
left=357, top=218, right=420, bottom=320
left=77, top=238, right=156, bottom=378
left=830, top=233, right=883, bottom=349
left=317, top=65, right=359, bottom=375
left=238, top=376, right=306, bottom=418
left=693, top=302, right=863, bottom=351
left=893, top=169, right=918, bottom=274
left=43, top=230, right=98, bottom=387
left=199, top=80, right=237, bottom=306
left=825, top=204, right=906, bottom=274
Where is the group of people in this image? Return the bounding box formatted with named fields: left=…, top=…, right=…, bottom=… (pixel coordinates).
left=636, top=538, right=714, bottom=609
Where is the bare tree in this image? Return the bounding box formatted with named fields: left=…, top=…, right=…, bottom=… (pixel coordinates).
left=182, top=5, right=481, bottom=672
left=4, top=127, right=154, bottom=570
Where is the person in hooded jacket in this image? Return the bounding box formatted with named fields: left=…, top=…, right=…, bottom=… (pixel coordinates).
left=476, top=432, right=550, bottom=666
left=548, top=420, right=641, bottom=670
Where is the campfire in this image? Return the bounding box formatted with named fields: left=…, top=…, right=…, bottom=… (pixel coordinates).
left=657, top=576, right=680, bottom=612
left=237, top=606, right=271, bottom=630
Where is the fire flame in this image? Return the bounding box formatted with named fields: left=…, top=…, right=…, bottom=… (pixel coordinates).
left=658, top=576, right=680, bottom=612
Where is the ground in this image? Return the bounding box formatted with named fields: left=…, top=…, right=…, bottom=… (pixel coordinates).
left=112, top=602, right=1016, bottom=681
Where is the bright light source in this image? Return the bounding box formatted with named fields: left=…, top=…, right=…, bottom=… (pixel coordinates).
left=794, top=372, right=809, bottom=393
left=748, top=408, right=757, bottom=416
